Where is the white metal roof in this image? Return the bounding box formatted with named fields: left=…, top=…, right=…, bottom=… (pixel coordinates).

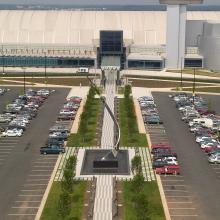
left=1, top=10, right=220, bottom=46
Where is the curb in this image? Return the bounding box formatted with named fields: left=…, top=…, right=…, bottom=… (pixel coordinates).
left=145, top=127, right=171, bottom=220
left=35, top=153, right=62, bottom=220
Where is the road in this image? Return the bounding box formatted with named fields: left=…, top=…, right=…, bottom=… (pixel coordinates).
left=0, top=88, right=69, bottom=220
left=153, top=92, right=220, bottom=220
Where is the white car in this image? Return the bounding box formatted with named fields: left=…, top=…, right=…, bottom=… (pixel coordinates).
left=208, top=155, right=220, bottom=164
left=196, top=136, right=212, bottom=143
left=59, top=109, right=75, bottom=115
left=200, top=141, right=219, bottom=149
left=2, top=128, right=23, bottom=137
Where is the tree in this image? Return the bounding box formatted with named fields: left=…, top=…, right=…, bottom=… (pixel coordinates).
left=58, top=191, right=71, bottom=218
left=133, top=192, right=150, bottom=220
left=131, top=155, right=142, bottom=175
left=62, top=169, right=74, bottom=192
left=131, top=174, right=145, bottom=192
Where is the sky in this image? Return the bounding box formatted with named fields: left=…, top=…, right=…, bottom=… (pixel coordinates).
left=0, top=0, right=219, bottom=5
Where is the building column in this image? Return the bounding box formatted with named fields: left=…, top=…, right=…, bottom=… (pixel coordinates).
left=166, top=4, right=186, bottom=69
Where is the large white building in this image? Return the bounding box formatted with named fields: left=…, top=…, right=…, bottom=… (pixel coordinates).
left=0, top=10, right=220, bottom=71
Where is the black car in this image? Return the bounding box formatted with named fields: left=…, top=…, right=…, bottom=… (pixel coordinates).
left=40, top=145, right=65, bottom=154
left=152, top=160, right=168, bottom=169
left=153, top=152, right=177, bottom=161
left=46, top=138, right=64, bottom=147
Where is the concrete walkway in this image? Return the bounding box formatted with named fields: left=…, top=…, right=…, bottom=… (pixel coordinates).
left=93, top=70, right=116, bottom=220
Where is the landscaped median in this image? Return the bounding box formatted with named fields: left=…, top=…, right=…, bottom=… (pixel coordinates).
left=119, top=85, right=165, bottom=220
left=67, top=86, right=101, bottom=147
left=119, top=85, right=148, bottom=147
left=40, top=155, right=87, bottom=220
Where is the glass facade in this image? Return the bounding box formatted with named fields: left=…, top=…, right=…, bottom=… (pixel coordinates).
left=100, top=31, right=123, bottom=55
left=128, top=60, right=163, bottom=70
left=184, top=59, right=203, bottom=68
left=0, top=56, right=95, bottom=68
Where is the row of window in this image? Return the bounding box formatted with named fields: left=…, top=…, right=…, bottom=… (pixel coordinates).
left=0, top=56, right=95, bottom=67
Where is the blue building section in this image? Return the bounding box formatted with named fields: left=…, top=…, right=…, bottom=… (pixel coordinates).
left=0, top=56, right=95, bottom=68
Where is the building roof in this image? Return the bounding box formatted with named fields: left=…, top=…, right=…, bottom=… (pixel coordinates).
left=1, top=10, right=220, bottom=46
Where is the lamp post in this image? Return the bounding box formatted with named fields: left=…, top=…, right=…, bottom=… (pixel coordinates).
left=180, top=57, right=183, bottom=90
left=1, top=45, right=4, bottom=75
left=44, top=52, right=47, bottom=87
left=22, top=67, right=26, bottom=94
left=192, top=68, right=196, bottom=105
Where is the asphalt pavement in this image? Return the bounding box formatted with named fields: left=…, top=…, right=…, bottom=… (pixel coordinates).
left=0, top=87, right=69, bottom=220
left=153, top=92, right=220, bottom=220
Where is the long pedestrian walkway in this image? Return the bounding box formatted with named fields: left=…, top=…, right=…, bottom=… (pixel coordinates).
left=93, top=70, right=116, bottom=220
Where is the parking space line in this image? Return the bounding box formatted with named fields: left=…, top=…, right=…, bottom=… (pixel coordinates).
left=170, top=214, right=198, bottom=217
left=12, top=206, right=39, bottom=209
left=8, top=214, right=36, bottom=216
left=26, top=179, right=49, bottom=182
left=168, top=201, right=192, bottom=203
left=31, top=170, right=52, bottom=172
left=28, top=174, right=51, bottom=177
left=33, top=165, right=54, bottom=168
left=18, top=195, right=43, bottom=197
left=164, top=185, right=186, bottom=187
left=21, top=189, right=45, bottom=192
left=15, top=201, right=41, bottom=203
left=166, top=196, right=191, bottom=198
left=162, top=180, right=184, bottom=182
left=169, top=207, right=196, bottom=210
left=165, top=190, right=189, bottom=192
left=24, top=183, right=48, bottom=186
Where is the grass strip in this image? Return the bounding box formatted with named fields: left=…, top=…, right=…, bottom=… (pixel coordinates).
left=40, top=181, right=87, bottom=220
left=123, top=181, right=165, bottom=220
left=67, top=87, right=101, bottom=147
left=119, top=85, right=147, bottom=147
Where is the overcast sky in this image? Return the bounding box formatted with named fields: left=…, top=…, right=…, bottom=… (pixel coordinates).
left=0, top=0, right=219, bottom=5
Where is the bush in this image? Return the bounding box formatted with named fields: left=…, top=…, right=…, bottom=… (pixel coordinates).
left=131, top=156, right=142, bottom=175
left=58, top=191, right=71, bottom=218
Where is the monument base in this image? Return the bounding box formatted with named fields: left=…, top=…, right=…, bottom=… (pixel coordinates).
left=81, top=149, right=129, bottom=175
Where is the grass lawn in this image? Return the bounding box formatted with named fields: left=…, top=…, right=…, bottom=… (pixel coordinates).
left=167, top=68, right=220, bottom=78
left=41, top=181, right=87, bottom=220
left=130, top=79, right=209, bottom=88
left=125, top=75, right=220, bottom=84
left=123, top=181, right=165, bottom=220
left=67, top=99, right=101, bottom=147
left=119, top=99, right=147, bottom=147
left=5, top=77, right=92, bottom=86
left=181, top=86, right=220, bottom=93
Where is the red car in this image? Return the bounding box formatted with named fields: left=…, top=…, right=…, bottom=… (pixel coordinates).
left=202, top=145, right=219, bottom=153
left=155, top=165, right=180, bottom=175
left=151, top=143, right=172, bottom=150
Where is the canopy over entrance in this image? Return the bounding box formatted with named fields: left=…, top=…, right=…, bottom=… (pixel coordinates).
left=101, top=56, right=121, bottom=70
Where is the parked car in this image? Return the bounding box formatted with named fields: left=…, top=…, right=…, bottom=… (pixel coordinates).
left=152, top=160, right=168, bottom=169
left=155, top=165, right=180, bottom=175
left=40, top=145, right=65, bottom=154
left=2, top=128, right=23, bottom=137
left=208, top=155, right=220, bottom=164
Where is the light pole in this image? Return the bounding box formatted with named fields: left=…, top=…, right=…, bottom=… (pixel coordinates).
left=44, top=52, right=47, bottom=87
left=1, top=45, right=4, bottom=75
left=22, top=67, right=26, bottom=94
left=180, top=57, right=183, bottom=90
left=192, top=68, right=196, bottom=105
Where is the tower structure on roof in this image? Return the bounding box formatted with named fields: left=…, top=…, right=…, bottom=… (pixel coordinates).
left=160, top=0, right=203, bottom=69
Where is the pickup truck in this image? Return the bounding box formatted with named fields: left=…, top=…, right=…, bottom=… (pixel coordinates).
left=40, top=145, right=65, bottom=155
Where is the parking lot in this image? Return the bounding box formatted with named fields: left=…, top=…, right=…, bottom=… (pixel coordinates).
left=0, top=87, right=69, bottom=220
left=152, top=92, right=220, bottom=220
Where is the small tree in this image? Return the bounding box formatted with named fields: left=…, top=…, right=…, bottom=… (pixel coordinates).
left=58, top=191, right=71, bottom=218
left=131, top=174, right=145, bottom=192
left=62, top=169, right=74, bottom=192
left=133, top=192, right=150, bottom=220
left=131, top=155, right=142, bottom=175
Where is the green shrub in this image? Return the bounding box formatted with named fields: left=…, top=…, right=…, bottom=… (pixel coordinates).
left=58, top=191, right=71, bottom=218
